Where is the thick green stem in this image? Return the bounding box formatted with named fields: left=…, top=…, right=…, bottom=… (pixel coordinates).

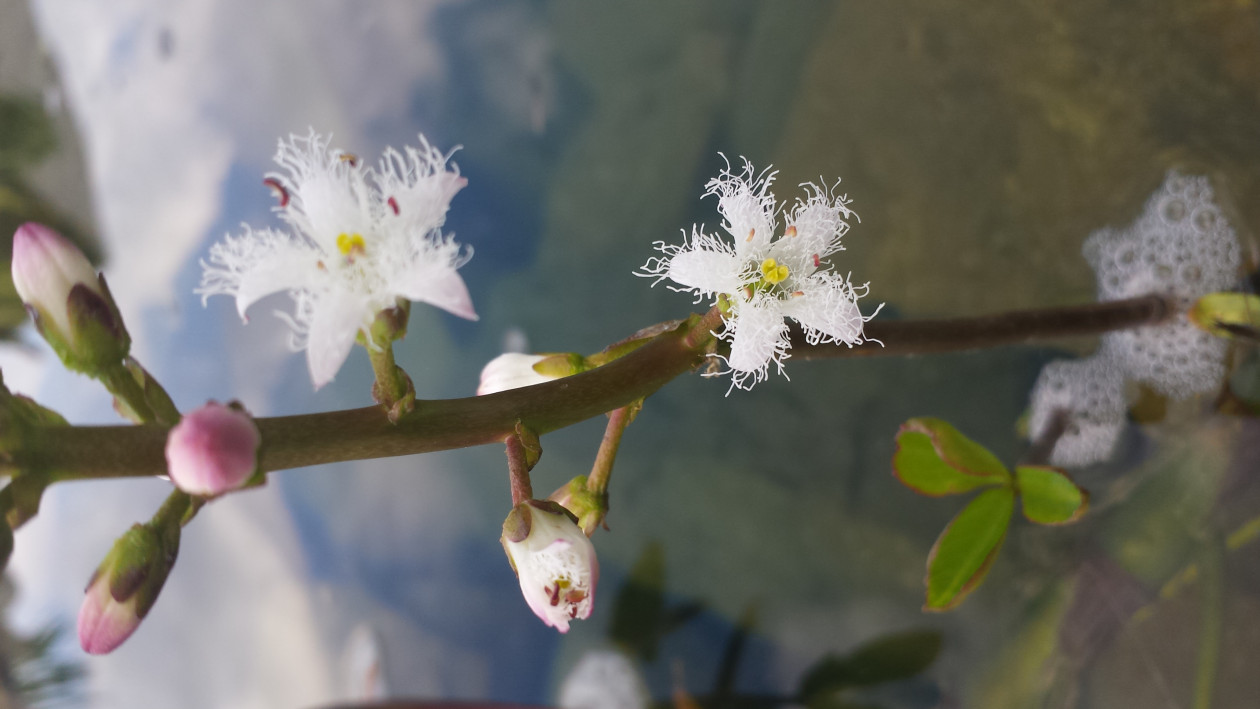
left=18, top=296, right=1174, bottom=481
left=367, top=340, right=414, bottom=417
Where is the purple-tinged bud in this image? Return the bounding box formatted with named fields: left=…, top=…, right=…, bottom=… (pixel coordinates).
left=12, top=223, right=98, bottom=334
left=165, top=402, right=260, bottom=496
left=11, top=222, right=130, bottom=372
left=501, top=500, right=598, bottom=633
left=77, top=522, right=179, bottom=654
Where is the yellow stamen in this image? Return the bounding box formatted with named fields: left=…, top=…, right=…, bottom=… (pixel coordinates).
left=784, top=225, right=797, bottom=237
left=338, top=153, right=359, bottom=167
left=337, top=233, right=366, bottom=259
left=760, top=258, right=789, bottom=284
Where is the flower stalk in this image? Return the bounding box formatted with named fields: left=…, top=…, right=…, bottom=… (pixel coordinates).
left=365, top=304, right=416, bottom=421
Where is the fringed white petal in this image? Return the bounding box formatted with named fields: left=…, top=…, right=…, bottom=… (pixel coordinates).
left=780, top=275, right=866, bottom=346
left=198, top=227, right=321, bottom=319
left=388, top=236, right=478, bottom=320
left=725, top=299, right=788, bottom=378
left=666, top=246, right=743, bottom=296
left=376, top=137, right=465, bottom=239
left=771, top=181, right=855, bottom=274
left=706, top=157, right=778, bottom=260
left=271, top=130, right=375, bottom=253
left=304, top=287, right=372, bottom=390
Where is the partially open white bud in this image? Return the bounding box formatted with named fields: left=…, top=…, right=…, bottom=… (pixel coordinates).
left=501, top=500, right=598, bottom=633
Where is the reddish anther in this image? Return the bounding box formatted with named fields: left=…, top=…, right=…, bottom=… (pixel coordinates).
left=263, top=178, right=289, bottom=207
left=388, top=196, right=400, bottom=215
left=338, top=153, right=358, bottom=167
left=812, top=253, right=821, bottom=268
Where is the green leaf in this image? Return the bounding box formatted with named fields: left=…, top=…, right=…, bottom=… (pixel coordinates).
left=799, top=629, right=942, bottom=700
left=1015, top=466, right=1089, bottom=525
left=1189, top=292, right=1260, bottom=340
left=925, top=487, right=1014, bottom=611
left=893, top=418, right=1011, bottom=496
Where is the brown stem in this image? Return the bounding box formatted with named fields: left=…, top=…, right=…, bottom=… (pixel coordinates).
left=18, top=296, right=1175, bottom=481
left=504, top=434, right=534, bottom=505
left=792, top=295, right=1172, bottom=359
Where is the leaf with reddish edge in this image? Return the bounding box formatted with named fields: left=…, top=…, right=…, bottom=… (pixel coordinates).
left=1015, top=466, right=1089, bottom=525
left=893, top=418, right=1010, bottom=496
left=925, top=486, right=1014, bottom=611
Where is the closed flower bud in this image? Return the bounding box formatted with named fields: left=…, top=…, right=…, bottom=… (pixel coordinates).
left=11, top=222, right=130, bottom=372
left=165, top=402, right=261, bottom=496
left=78, top=522, right=179, bottom=654
left=477, top=353, right=556, bottom=395
left=501, top=500, right=598, bottom=633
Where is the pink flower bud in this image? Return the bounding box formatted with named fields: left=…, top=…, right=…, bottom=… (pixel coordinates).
left=501, top=500, right=598, bottom=633
left=11, top=223, right=99, bottom=341
left=165, top=402, right=260, bottom=496
left=77, top=521, right=179, bottom=654
left=78, top=571, right=142, bottom=655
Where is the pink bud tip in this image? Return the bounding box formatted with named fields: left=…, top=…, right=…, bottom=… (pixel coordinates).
left=11, top=223, right=98, bottom=332
left=165, top=402, right=261, bottom=496
left=77, top=576, right=140, bottom=655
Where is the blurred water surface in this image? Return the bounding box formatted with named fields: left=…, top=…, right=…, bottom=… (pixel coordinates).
left=2, top=0, right=1260, bottom=707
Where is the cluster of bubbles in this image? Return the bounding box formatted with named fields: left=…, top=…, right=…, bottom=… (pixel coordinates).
left=1029, top=171, right=1242, bottom=467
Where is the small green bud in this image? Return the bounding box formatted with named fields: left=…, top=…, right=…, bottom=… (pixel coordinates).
left=548, top=476, right=608, bottom=537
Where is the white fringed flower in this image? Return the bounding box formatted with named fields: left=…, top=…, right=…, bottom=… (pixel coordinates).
left=501, top=500, right=598, bottom=633
left=199, top=131, right=477, bottom=389
left=639, top=158, right=878, bottom=391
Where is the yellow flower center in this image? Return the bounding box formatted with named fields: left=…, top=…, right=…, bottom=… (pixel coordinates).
left=337, top=233, right=366, bottom=260
left=760, top=258, right=789, bottom=284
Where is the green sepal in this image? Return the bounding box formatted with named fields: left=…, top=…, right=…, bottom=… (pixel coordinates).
left=549, top=475, right=608, bottom=536
left=925, top=486, right=1014, bottom=611
left=56, top=277, right=130, bottom=375
left=512, top=421, right=542, bottom=471
left=533, top=352, right=589, bottom=377
left=0, top=369, right=67, bottom=452
left=1015, top=466, right=1089, bottom=525
left=1189, top=292, right=1260, bottom=340
left=893, top=418, right=1011, bottom=496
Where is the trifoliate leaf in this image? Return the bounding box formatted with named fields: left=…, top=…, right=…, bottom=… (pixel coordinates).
left=1015, top=466, right=1089, bottom=525
left=925, top=487, right=1014, bottom=611
left=893, top=418, right=1011, bottom=496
